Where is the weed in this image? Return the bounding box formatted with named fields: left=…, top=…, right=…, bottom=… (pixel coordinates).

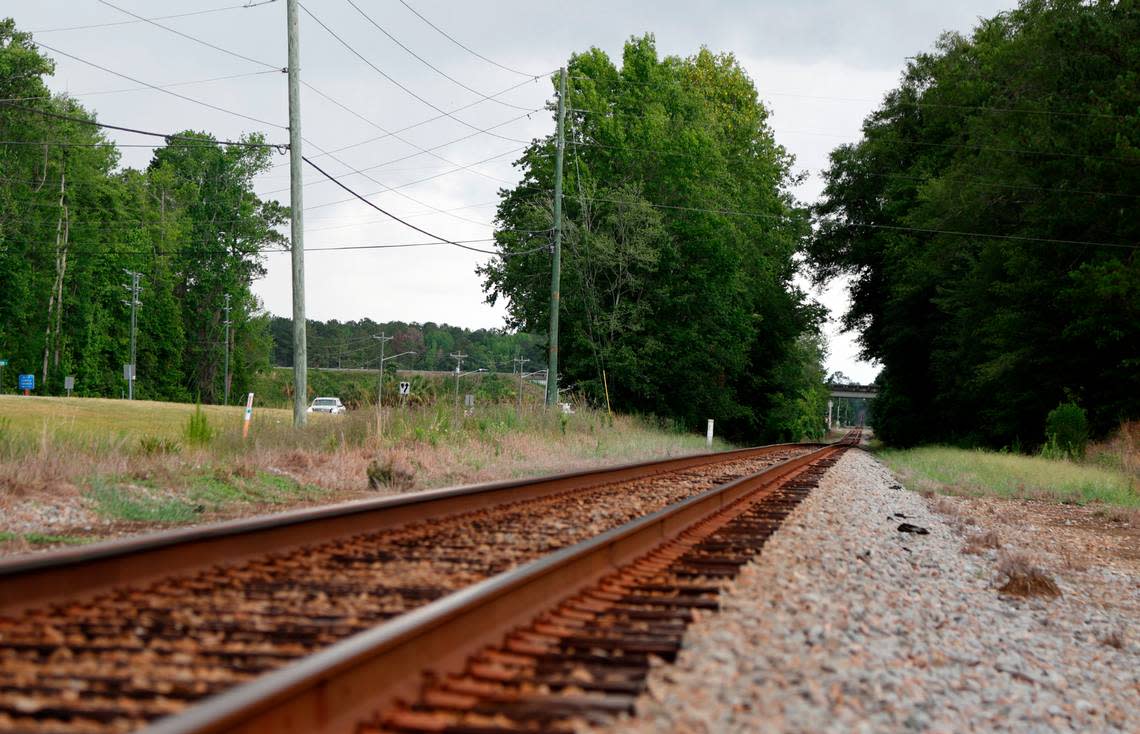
left=0, top=531, right=18, bottom=543
left=367, top=452, right=416, bottom=491
left=138, top=436, right=182, bottom=456
left=184, top=404, right=214, bottom=446
left=996, top=550, right=1061, bottom=598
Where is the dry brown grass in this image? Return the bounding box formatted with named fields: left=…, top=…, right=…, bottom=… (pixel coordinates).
left=962, top=530, right=1002, bottom=555
left=997, top=550, right=1062, bottom=598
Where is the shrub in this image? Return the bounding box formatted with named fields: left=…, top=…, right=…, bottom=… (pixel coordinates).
left=366, top=452, right=416, bottom=491
left=184, top=404, right=214, bottom=446
left=1044, top=402, right=1088, bottom=459
left=996, top=550, right=1061, bottom=598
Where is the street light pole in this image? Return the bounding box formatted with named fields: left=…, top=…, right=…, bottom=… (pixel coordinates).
left=222, top=293, right=232, bottom=406
left=450, top=351, right=467, bottom=422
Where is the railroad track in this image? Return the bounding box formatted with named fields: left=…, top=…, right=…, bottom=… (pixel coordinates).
left=0, top=439, right=858, bottom=734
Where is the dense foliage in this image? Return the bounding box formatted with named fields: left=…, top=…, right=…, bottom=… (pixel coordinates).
left=268, top=317, right=546, bottom=373
left=0, top=22, right=283, bottom=402
left=808, top=0, right=1139, bottom=447
left=482, top=36, right=828, bottom=441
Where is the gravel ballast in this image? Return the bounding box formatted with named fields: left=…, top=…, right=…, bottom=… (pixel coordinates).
left=601, top=449, right=1139, bottom=733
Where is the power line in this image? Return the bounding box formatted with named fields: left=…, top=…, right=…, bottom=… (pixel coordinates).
left=0, top=69, right=281, bottom=105
left=0, top=103, right=286, bottom=149
left=302, top=144, right=533, bottom=214
left=267, top=75, right=546, bottom=169
left=297, top=3, right=530, bottom=144
left=397, top=0, right=542, bottom=78
left=300, top=134, right=498, bottom=228
left=567, top=74, right=1131, bottom=122
left=302, top=155, right=549, bottom=256
left=95, top=0, right=283, bottom=71
left=32, top=41, right=287, bottom=130
left=833, top=221, right=1140, bottom=251
left=30, top=0, right=278, bottom=34
left=297, top=80, right=521, bottom=187
left=566, top=107, right=1137, bottom=164
left=344, top=0, right=533, bottom=112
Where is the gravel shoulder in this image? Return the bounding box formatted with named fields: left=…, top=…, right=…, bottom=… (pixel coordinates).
left=597, top=449, right=1139, bottom=733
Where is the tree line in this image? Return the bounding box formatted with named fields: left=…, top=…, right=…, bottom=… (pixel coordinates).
left=268, top=317, right=547, bottom=374
left=807, top=0, right=1139, bottom=447
left=0, top=21, right=283, bottom=403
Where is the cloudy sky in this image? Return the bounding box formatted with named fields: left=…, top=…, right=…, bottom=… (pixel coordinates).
left=13, top=0, right=1013, bottom=383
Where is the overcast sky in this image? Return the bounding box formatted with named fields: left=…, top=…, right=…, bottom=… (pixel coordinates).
left=12, top=0, right=1014, bottom=383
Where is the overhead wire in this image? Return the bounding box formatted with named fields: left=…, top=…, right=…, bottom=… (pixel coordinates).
left=0, top=69, right=282, bottom=105
left=396, top=0, right=542, bottom=78
left=568, top=74, right=1132, bottom=122
left=32, top=41, right=286, bottom=130
left=94, top=0, right=283, bottom=71
left=29, top=0, right=278, bottom=34
left=343, top=0, right=534, bottom=112
left=0, top=103, right=286, bottom=149
left=302, top=155, right=550, bottom=256
left=270, top=75, right=546, bottom=169
left=297, top=3, right=531, bottom=144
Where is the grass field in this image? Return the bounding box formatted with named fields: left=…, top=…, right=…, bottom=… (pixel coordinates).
left=880, top=446, right=1139, bottom=507
left=0, top=393, right=733, bottom=550
left=0, top=395, right=292, bottom=440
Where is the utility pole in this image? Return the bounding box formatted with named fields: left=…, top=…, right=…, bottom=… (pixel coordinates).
left=513, top=356, right=528, bottom=417
left=286, top=0, right=308, bottom=427
left=451, top=351, right=467, bottom=422
left=122, top=270, right=141, bottom=400
left=373, top=332, right=393, bottom=438
left=545, top=66, right=567, bottom=407
left=222, top=293, right=232, bottom=406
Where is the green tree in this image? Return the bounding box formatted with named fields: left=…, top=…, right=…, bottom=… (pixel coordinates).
left=808, top=0, right=1139, bottom=448
left=481, top=35, right=822, bottom=441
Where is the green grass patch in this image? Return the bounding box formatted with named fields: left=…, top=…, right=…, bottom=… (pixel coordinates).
left=880, top=446, right=1139, bottom=507
left=87, top=480, right=200, bottom=523
left=23, top=532, right=90, bottom=546
left=0, top=531, right=18, bottom=543
left=188, top=472, right=321, bottom=510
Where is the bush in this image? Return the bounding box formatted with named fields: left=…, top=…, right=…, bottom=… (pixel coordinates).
left=366, top=452, right=416, bottom=491
left=184, top=404, right=214, bottom=446
left=1044, top=402, right=1088, bottom=459
left=138, top=436, right=182, bottom=456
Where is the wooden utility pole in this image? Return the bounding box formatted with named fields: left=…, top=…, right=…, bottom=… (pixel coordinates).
left=545, top=67, right=567, bottom=407
left=222, top=293, right=232, bottom=406
left=287, top=0, right=308, bottom=426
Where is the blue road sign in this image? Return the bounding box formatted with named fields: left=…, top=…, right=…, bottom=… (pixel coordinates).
left=18, top=374, right=35, bottom=391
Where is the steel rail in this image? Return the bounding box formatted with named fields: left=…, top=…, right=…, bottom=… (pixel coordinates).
left=143, top=440, right=850, bottom=734
left=0, top=442, right=819, bottom=614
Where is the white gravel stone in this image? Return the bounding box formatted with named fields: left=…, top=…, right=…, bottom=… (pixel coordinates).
left=598, top=449, right=1140, bottom=733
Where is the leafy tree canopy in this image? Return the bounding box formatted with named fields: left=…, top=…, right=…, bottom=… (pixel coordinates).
left=808, top=0, right=1139, bottom=447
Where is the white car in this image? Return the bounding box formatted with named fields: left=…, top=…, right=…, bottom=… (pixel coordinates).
left=307, top=397, right=346, bottom=414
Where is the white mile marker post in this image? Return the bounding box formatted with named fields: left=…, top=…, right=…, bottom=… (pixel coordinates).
left=706, top=419, right=715, bottom=448
left=243, top=392, right=255, bottom=441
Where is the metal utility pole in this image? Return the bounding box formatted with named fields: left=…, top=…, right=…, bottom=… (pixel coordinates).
left=122, top=270, right=141, bottom=400
left=373, top=332, right=393, bottom=437
left=222, top=293, right=232, bottom=406
left=513, top=356, right=528, bottom=417
left=450, top=351, right=467, bottom=421
left=545, top=67, right=567, bottom=407
left=287, top=0, right=308, bottom=427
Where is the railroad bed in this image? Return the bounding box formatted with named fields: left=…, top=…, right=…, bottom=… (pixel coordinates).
left=0, top=443, right=829, bottom=734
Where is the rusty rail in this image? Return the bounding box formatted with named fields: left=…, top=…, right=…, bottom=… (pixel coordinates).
left=143, top=436, right=856, bottom=734
left=0, top=442, right=817, bottom=615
